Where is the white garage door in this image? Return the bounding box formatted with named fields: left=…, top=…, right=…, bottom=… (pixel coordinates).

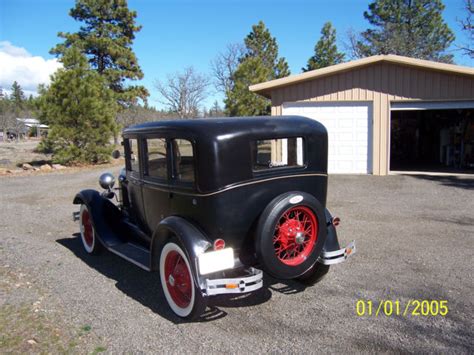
left=282, top=102, right=372, bottom=174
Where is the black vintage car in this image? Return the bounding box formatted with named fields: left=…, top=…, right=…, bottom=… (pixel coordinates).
left=73, top=116, right=355, bottom=319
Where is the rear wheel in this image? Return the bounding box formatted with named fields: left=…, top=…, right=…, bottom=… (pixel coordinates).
left=159, top=241, right=206, bottom=320
left=297, top=263, right=330, bottom=285
left=79, top=204, right=102, bottom=254
left=256, top=192, right=327, bottom=279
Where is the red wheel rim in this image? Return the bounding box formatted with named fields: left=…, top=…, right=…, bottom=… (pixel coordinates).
left=164, top=250, right=192, bottom=308
left=273, top=206, right=318, bottom=266
left=81, top=209, right=94, bottom=247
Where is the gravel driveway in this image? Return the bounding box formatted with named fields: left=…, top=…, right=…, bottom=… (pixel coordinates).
left=1, top=168, right=473, bottom=353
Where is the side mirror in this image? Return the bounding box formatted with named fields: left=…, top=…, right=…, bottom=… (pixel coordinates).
left=99, top=173, right=115, bottom=190
left=112, top=150, right=121, bottom=159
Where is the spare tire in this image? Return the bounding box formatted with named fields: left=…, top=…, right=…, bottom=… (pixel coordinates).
left=255, top=192, right=327, bottom=279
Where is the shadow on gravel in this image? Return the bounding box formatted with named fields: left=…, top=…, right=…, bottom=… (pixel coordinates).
left=408, top=174, right=474, bottom=190
left=57, top=235, right=306, bottom=323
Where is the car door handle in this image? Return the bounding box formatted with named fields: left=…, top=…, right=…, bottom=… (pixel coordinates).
left=169, top=192, right=174, bottom=199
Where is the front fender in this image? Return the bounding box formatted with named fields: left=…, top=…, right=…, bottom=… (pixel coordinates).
left=73, top=189, right=103, bottom=206
left=73, top=189, right=123, bottom=247
left=150, top=216, right=212, bottom=289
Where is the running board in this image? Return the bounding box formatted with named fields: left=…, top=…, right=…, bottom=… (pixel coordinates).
left=107, top=243, right=151, bottom=271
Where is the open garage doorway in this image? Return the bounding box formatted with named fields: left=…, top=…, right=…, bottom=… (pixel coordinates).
left=390, top=103, right=474, bottom=174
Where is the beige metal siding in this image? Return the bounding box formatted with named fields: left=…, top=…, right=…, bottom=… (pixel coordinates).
left=270, top=62, right=474, bottom=175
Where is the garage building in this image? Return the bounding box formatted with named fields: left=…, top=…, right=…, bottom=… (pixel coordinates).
left=250, top=54, right=474, bottom=175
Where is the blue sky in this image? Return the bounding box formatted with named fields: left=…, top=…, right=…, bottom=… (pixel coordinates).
left=1, top=0, right=473, bottom=109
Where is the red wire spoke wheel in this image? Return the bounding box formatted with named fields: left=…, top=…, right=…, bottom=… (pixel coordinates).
left=163, top=250, right=193, bottom=309
left=81, top=209, right=94, bottom=248
left=273, top=206, right=318, bottom=266
left=256, top=192, right=327, bottom=279
left=159, top=241, right=206, bottom=319
left=79, top=204, right=101, bottom=254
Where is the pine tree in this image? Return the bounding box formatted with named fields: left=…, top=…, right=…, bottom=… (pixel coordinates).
left=208, top=100, right=224, bottom=117
left=355, top=0, right=455, bottom=63
left=10, top=81, right=26, bottom=113
left=51, top=0, right=148, bottom=106
left=225, top=21, right=290, bottom=116
left=38, top=48, right=117, bottom=165
left=243, top=21, right=290, bottom=78
left=0, top=88, right=13, bottom=139
left=226, top=57, right=272, bottom=116
left=303, top=22, right=345, bottom=72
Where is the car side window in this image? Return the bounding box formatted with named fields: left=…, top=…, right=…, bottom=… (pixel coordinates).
left=146, top=138, right=167, bottom=180
left=171, top=139, right=194, bottom=183
left=253, top=137, right=304, bottom=171
left=127, top=138, right=140, bottom=173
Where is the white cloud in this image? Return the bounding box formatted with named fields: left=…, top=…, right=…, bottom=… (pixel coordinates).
left=0, top=41, right=62, bottom=95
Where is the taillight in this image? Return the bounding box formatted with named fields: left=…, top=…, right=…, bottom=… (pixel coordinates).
left=332, top=217, right=341, bottom=227
left=213, top=239, right=225, bottom=250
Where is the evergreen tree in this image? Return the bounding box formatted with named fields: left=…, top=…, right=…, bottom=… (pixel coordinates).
left=51, top=0, right=148, bottom=106
left=355, top=0, right=455, bottom=63
left=38, top=48, right=117, bottom=165
left=10, top=81, right=26, bottom=113
left=0, top=89, right=13, bottom=139
left=225, top=21, right=290, bottom=116
left=226, top=57, right=272, bottom=116
left=243, top=21, right=290, bottom=78
left=208, top=100, right=224, bottom=117
left=303, top=22, right=345, bottom=72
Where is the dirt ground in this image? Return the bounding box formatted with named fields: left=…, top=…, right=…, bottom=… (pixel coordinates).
left=0, top=140, right=51, bottom=170
left=0, top=168, right=473, bottom=353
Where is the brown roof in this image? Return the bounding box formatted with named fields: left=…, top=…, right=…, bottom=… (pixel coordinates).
left=250, top=54, right=474, bottom=98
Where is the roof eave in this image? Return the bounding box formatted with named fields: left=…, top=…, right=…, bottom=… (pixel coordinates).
left=249, top=54, right=474, bottom=97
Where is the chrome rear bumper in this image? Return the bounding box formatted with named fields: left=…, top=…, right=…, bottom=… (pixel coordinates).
left=204, top=267, right=263, bottom=296
left=318, top=240, right=356, bottom=265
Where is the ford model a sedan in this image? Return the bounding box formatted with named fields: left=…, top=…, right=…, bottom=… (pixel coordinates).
left=73, top=116, right=355, bottom=320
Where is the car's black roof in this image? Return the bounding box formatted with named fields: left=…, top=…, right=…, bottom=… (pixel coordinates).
left=123, top=116, right=326, bottom=138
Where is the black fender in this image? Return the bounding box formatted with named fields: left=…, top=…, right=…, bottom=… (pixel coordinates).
left=150, top=216, right=212, bottom=290
left=323, top=208, right=341, bottom=252
left=73, top=189, right=124, bottom=247
left=298, top=208, right=341, bottom=279
left=73, top=189, right=103, bottom=207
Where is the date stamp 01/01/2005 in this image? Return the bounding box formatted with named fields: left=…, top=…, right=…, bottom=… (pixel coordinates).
left=355, top=300, right=449, bottom=317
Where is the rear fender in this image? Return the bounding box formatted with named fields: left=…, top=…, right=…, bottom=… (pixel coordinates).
left=150, top=216, right=212, bottom=290
left=323, top=208, right=341, bottom=252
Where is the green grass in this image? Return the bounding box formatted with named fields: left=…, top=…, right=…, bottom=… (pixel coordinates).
left=0, top=267, right=107, bottom=354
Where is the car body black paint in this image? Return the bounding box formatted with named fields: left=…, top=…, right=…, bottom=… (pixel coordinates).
left=74, top=116, right=336, bottom=270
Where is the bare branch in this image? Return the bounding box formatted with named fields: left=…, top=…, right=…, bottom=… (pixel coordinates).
left=457, top=0, right=474, bottom=59
left=343, top=28, right=366, bottom=60
left=154, top=67, right=210, bottom=119
left=210, top=42, right=246, bottom=95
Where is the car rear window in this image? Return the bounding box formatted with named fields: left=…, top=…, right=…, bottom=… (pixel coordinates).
left=252, top=137, right=304, bottom=171
left=146, top=138, right=167, bottom=179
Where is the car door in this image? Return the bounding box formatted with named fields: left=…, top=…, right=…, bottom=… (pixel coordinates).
left=125, top=137, right=149, bottom=233
left=141, top=137, right=171, bottom=233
